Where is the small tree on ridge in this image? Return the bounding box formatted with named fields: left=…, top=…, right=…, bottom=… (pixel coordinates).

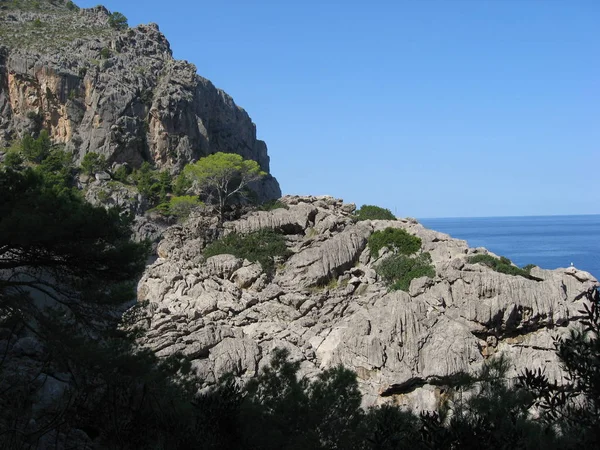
left=183, top=152, right=265, bottom=220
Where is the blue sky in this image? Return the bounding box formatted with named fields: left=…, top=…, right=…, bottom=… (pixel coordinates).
left=77, top=0, right=599, bottom=218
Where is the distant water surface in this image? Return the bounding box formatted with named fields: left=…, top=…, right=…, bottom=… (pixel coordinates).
left=419, top=215, right=600, bottom=280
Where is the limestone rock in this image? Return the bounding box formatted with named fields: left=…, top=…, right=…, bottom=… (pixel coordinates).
left=0, top=2, right=280, bottom=202
left=133, top=195, right=599, bottom=412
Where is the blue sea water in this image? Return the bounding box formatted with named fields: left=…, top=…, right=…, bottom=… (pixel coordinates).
left=419, top=215, right=600, bottom=280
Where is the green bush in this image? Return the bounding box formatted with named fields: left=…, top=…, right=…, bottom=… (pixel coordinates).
left=66, top=0, right=78, bottom=11
left=467, top=254, right=535, bottom=280
left=172, top=172, right=192, bottom=196
left=376, top=252, right=435, bottom=292
left=100, top=47, right=111, bottom=59
left=355, top=205, right=396, bottom=221
left=112, top=165, right=130, bottom=182
left=21, top=131, right=51, bottom=163
left=37, top=147, right=72, bottom=187
left=80, top=152, right=107, bottom=175
left=204, top=229, right=291, bottom=275
left=130, top=162, right=171, bottom=205
left=154, top=195, right=203, bottom=221
left=108, top=11, right=128, bottom=30
left=3, top=151, right=24, bottom=169
left=368, top=227, right=422, bottom=258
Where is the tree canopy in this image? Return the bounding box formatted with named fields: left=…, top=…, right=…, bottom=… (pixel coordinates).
left=182, top=152, right=266, bottom=220
left=0, top=155, right=148, bottom=326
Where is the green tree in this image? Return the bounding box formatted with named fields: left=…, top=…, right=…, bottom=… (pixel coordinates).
left=80, top=151, right=107, bottom=175
left=130, top=161, right=171, bottom=205
left=241, top=348, right=364, bottom=450
left=108, top=11, right=128, bottom=30
left=21, top=130, right=51, bottom=163
left=183, top=152, right=266, bottom=220
left=0, top=166, right=148, bottom=324
left=519, top=287, right=600, bottom=446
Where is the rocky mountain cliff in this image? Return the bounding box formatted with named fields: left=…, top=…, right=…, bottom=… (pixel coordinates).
left=0, top=0, right=280, bottom=200
left=134, top=196, right=598, bottom=410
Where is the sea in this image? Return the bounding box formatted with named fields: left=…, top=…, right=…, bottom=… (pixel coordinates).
left=419, top=215, right=600, bottom=281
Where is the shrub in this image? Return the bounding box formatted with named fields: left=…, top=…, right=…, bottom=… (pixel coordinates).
left=467, top=254, right=535, bottom=280
left=38, top=147, right=73, bottom=187
left=66, top=0, right=78, bottom=11
left=80, top=152, right=107, bottom=175
left=112, top=165, right=129, bottom=182
left=203, top=229, right=291, bottom=275
left=355, top=205, right=396, bottom=221
left=172, top=172, right=192, bottom=196
left=368, top=227, right=422, bottom=258
left=21, top=131, right=51, bottom=163
left=130, top=162, right=171, bottom=205
left=108, top=11, right=128, bottom=30
left=100, top=47, right=111, bottom=59
left=3, top=151, right=24, bottom=169
left=154, top=195, right=203, bottom=221
left=376, top=252, right=435, bottom=292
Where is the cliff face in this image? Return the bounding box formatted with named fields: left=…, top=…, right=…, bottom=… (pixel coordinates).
left=135, top=196, right=599, bottom=410
left=0, top=1, right=280, bottom=200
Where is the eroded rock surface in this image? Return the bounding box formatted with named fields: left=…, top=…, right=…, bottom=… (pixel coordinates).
left=135, top=195, right=599, bottom=410
left=0, top=2, right=280, bottom=201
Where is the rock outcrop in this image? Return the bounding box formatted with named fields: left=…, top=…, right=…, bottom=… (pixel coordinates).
left=0, top=1, right=280, bottom=201
left=135, top=195, right=599, bottom=410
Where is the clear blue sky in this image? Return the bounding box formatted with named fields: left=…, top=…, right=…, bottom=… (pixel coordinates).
left=78, top=0, right=599, bottom=218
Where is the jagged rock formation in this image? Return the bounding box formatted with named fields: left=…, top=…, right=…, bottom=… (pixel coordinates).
left=0, top=0, right=280, bottom=200
left=135, top=195, right=599, bottom=410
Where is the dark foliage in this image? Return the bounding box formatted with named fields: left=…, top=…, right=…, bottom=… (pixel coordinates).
left=355, top=205, right=396, bottom=221
left=203, top=229, right=291, bottom=275
left=108, top=11, right=128, bottom=30
left=376, top=252, right=435, bottom=291
left=368, top=227, right=422, bottom=258
left=518, top=287, right=600, bottom=447
left=468, top=254, right=538, bottom=280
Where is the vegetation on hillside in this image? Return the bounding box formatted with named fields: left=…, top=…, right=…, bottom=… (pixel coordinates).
left=203, top=229, right=291, bottom=275
left=181, top=152, right=266, bottom=220
left=0, top=0, right=120, bottom=51
left=377, top=252, right=436, bottom=292
left=468, top=254, right=538, bottom=279
left=368, top=227, right=435, bottom=291
left=355, top=204, right=396, bottom=221
left=368, top=227, right=422, bottom=258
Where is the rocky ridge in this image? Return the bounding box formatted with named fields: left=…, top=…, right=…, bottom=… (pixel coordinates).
left=135, top=195, right=598, bottom=410
left=0, top=0, right=280, bottom=201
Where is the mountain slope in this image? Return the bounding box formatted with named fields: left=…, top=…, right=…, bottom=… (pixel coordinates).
left=0, top=0, right=280, bottom=200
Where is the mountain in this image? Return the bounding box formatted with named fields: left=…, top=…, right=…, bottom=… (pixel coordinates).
left=0, top=0, right=280, bottom=200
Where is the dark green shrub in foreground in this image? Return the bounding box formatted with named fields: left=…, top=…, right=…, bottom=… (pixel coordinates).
left=203, top=229, right=291, bottom=275
left=376, top=252, right=435, bottom=291
left=468, top=254, right=535, bottom=280
left=368, top=227, right=422, bottom=258
left=355, top=204, right=396, bottom=221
